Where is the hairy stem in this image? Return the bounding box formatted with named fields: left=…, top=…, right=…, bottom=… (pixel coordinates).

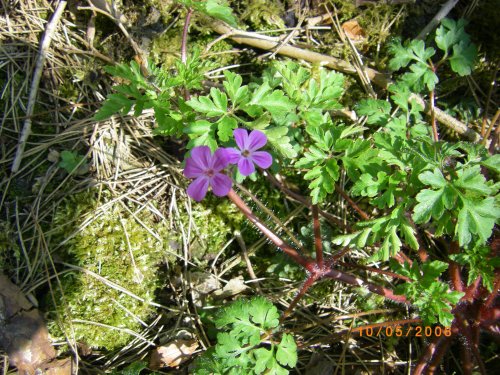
left=312, top=205, right=323, bottom=268
left=414, top=335, right=450, bottom=375
left=324, top=269, right=408, bottom=303
left=335, top=184, right=370, bottom=220
left=181, top=7, right=193, bottom=64
left=264, top=171, right=348, bottom=230
left=280, top=274, right=318, bottom=323
left=448, top=240, right=464, bottom=292
left=227, top=189, right=312, bottom=271
left=338, top=261, right=412, bottom=282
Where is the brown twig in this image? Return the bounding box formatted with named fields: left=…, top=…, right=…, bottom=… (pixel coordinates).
left=335, top=184, right=370, bottom=220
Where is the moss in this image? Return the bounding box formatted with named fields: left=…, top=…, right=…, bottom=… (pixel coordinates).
left=237, top=0, right=285, bottom=30
left=182, top=195, right=245, bottom=260
left=48, top=190, right=172, bottom=349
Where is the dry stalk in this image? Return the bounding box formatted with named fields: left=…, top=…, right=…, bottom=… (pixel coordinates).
left=11, top=0, right=67, bottom=173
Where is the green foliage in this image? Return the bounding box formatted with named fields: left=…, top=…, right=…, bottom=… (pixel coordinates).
left=388, top=19, right=477, bottom=93
left=95, top=51, right=209, bottom=137
left=58, top=150, right=87, bottom=174
left=450, top=244, right=500, bottom=292
left=413, top=164, right=500, bottom=248
left=194, top=297, right=297, bottom=374
left=178, top=0, right=238, bottom=26
left=435, top=19, right=477, bottom=76
left=391, top=260, right=464, bottom=326
left=111, top=361, right=154, bottom=375
left=49, top=191, right=171, bottom=349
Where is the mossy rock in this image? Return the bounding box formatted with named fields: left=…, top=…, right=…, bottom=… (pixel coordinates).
left=48, top=190, right=172, bottom=350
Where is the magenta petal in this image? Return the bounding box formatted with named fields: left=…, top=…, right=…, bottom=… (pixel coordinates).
left=184, top=157, right=204, bottom=178
left=238, top=158, right=255, bottom=176
left=190, top=146, right=212, bottom=169
left=212, top=148, right=230, bottom=171
left=233, top=128, right=249, bottom=150
left=225, top=147, right=241, bottom=164
left=211, top=173, right=232, bottom=197
left=187, top=176, right=209, bottom=201
left=247, top=130, right=267, bottom=151
left=251, top=151, right=272, bottom=169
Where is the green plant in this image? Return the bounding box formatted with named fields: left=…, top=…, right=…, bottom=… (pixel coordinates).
left=58, top=150, right=88, bottom=174
left=94, top=7, right=499, bottom=373
left=194, top=297, right=297, bottom=374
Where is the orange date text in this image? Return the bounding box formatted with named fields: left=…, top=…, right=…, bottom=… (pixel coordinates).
left=358, top=325, right=452, bottom=337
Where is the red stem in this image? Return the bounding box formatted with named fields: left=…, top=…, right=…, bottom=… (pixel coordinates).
left=312, top=205, right=323, bottom=268
left=324, top=268, right=408, bottom=303
left=448, top=240, right=464, bottom=292
left=460, top=339, right=473, bottom=375
left=414, top=335, right=450, bottom=375
left=338, top=261, right=412, bottom=282
left=426, top=336, right=453, bottom=374
left=227, top=189, right=313, bottom=271
left=484, top=273, right=500, bottom=308
left=335, top=184, right=370, bottom=220
left=263, top=172, right=348, bottom=230
left=280, top=274, right=318, bottom=323
left=181, top=8, right=193, bottom=64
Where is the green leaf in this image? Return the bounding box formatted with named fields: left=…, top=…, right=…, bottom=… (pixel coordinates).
left=388, top=39, right=414, bottom=70
left=249, top=297, right=280, bottom=330
left=187, top=91, right=226, bottom=116
left=94, top=93, right=133, bottom=121
left=418, top=168, right=447, bottom=188
left=264, top=127, right=297, bottom=158
left=404, top=62, right=438, bottom=91
left=304, top=159, right=339, bottom=204
left=456, top=197, right=499, bottom=247
left=259, top=89, right=296, bottom=120
left=449, top=41, right=477, bottom=76
left=276, top=334, right=297, bottom=368
left=223, top=71, right=249, bottom=106
left=481, top=154, right=500, bottom=174
left=58, top=150, right=87, bottom=174
left=203, top=0, right=238, bottom=26
left=217, top=117, right=237, bottom=142
left=253, top=348, right=274, bottom=374
left=454, top=165, right=492, bottom=195
left=355, top=99, right=391, bottom=126
left=413, top=188, right=445, bottom=223
left=435, top=18, right=470, bottom=54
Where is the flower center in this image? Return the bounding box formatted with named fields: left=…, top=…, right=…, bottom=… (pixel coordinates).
left=205, top=168, right=215, bottom=177
left=242, top=149, right=250, bottom=157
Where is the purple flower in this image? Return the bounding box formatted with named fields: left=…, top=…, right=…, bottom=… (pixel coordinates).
left=184, top=146, right=232, bottom=201
left=226, top=129, right=273, bottom=176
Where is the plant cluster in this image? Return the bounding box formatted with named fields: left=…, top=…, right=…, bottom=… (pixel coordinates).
left=95, top=1, right=499, bottom=372
left=194, top=297, right=297, bottom=375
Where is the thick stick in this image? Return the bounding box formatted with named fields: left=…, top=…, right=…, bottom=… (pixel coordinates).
left=210, top=21, right=482, bottom=143
left=11, top=1, right=67, bottom=173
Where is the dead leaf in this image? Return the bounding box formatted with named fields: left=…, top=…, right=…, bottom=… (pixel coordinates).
left=149, top=339, right=199, bottom=369
left=213, top=276, right=248, bottom=299
left=0, top=274, right=72, bottom=374
left=341, top=20, right=366, bottom=41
